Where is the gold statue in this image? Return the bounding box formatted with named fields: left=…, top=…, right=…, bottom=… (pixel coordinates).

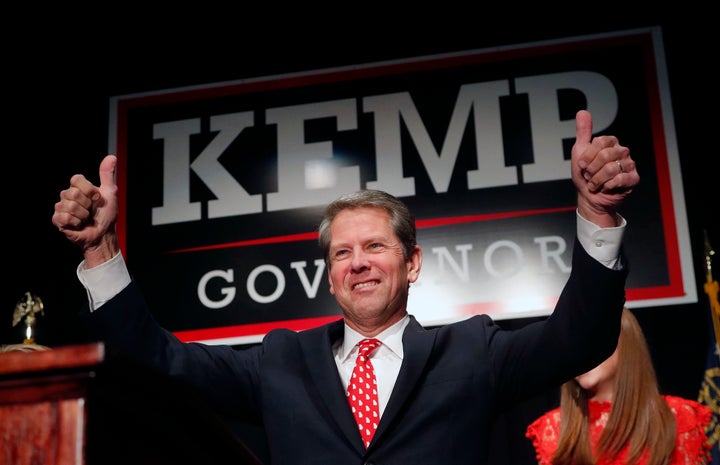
left=12, top=292, right=44, bottom=344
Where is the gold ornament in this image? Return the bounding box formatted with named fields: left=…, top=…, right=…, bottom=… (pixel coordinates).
left=12, top=292, right=44, bottom=344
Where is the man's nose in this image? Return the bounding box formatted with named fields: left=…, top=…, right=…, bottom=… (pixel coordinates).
left=350, top=249, right=370, bottom=272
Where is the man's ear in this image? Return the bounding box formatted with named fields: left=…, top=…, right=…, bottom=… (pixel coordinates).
left=327, top=268, right=335, bottom=295
left=407, top=246, right=422, bottom=283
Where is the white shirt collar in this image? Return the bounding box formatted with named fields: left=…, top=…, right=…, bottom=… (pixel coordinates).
left=339, top=314, right=410, bottom=362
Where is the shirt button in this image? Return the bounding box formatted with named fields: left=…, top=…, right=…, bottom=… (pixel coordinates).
left=594, top=240, right=604, bottom=247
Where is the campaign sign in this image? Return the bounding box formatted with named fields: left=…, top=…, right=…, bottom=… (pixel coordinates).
left=109, top=26, right=695, bottom=345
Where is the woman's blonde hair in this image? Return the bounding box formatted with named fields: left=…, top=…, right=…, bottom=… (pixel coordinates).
left=551, top=308, right=676, bottom=465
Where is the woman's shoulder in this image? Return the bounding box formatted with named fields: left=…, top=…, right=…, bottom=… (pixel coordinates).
left=663, top=395, right=713, bottom=464
left=526, top=407, right=561, bottom=437
left=663, top=395, right=712, bottom=431
left=526, top=407, right=562, bottom=465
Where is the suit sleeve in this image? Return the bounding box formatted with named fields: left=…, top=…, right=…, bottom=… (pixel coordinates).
left=489, top=238, right=628, bottom=403
left=79, top=280, right=263, bottom=420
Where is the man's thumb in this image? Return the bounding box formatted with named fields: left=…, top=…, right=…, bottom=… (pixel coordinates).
left=98, top=154, right=117, bottom=189
left=575, top=110, right=593, bottom=151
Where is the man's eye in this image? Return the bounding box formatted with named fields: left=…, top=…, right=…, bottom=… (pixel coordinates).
left=369, top=243, right=382, bottom=249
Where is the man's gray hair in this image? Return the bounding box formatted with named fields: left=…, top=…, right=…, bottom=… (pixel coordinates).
left=318, top=190, right=417, bottom=265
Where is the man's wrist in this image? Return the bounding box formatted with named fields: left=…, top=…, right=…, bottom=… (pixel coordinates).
left=576, top=210, right=626, bottom=268
left=83, top=234, right=120, bottom=269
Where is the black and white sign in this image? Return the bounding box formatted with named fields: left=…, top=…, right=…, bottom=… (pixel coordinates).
left=109, top=26, right=695, bottom=344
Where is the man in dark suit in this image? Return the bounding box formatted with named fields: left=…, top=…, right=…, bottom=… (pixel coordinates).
left=52, top=110, right=638, bottom=465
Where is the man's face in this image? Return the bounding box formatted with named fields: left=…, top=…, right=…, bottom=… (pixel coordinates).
left=327, top=207, right=421, bottom=333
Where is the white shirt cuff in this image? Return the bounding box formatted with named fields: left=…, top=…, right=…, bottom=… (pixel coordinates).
left=77, top=252, right=131, bottom=311
left=576, top=210, right=626, bottom=269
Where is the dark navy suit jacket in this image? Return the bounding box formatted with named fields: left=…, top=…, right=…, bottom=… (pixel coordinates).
left=82, top=240, right=627, bottom=465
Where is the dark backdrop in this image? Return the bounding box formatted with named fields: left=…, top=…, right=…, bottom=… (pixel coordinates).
left=4, top=12, right=717, bottom=464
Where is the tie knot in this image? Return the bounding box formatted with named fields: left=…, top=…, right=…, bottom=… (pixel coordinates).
left=358, top=338, right=381, bottom=356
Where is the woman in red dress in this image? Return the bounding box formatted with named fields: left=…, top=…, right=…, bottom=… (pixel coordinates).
left=526, top=308, right=712, bottom=465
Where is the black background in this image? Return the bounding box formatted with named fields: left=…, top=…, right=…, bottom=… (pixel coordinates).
left=4, top=11, right=717, bottom=464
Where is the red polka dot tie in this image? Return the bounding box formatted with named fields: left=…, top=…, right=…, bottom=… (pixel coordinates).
left=347, top=338, right=381, bottom=448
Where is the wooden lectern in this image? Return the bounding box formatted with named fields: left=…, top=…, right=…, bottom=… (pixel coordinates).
left=0, top=342, right=263, bottom=465
left=0, top=343, right=102, bottom=465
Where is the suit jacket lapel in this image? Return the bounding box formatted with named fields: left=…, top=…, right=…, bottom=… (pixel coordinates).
left=373, top=315, right=432, bottom=441
left=298, top=318, right=364, bottom=451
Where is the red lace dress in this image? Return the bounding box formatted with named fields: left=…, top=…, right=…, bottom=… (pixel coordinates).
left=525, top=395, right=712, bottom=465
